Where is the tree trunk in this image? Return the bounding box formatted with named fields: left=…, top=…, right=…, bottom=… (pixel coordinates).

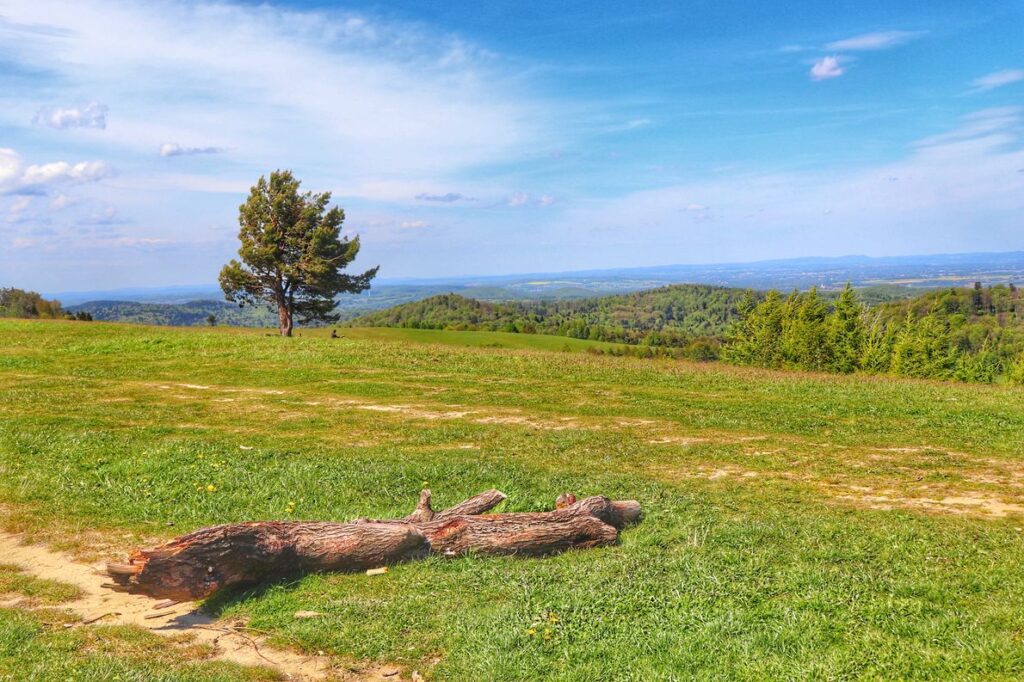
left=277, top=302, right=293, bottom=337
left=104, top=490, right=641, bottom=601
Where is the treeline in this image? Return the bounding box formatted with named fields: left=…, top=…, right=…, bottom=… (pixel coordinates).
left=0, top=288, right=92, bottom=321
left=69, top=300, right=277, bottom=327
left=725, top=283, right=1024, bottom=384
left=348, top=285, right=751, bottom=349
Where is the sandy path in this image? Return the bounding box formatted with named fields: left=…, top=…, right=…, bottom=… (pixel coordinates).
left=0, top=532, right=408, bottom=681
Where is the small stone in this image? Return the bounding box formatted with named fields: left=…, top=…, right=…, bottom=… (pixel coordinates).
left=366, top=567, right=388, bottom=576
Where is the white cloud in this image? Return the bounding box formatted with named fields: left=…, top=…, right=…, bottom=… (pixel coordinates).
left=5, top=195, right=32, bottom=222
left=20, top=160, right=112, bottom=188
left=685, top=203, right=708, bottom=211
left=50, top=194, right=75, bottom=210
left=10, top=196, right=32, bottom=213
left=159, top=143, right=225, bottom=157
left=0, top=148, right=112, bottom=194
left=94, top=236, right=175, bottom=248
left=969, top=69, right=1024, bottom=92
left=33, top=101, right=108, bottom=129
left=825, top=30, right=923, bottom=51
left=0, top=149, right=21, bottom=188
left=82, top=205, right=122, bottom=225
left=157, top=142, right=226, bottom=156
left=399, top=220, right=428, bottom=229
left=507, top=192, right=530, bottom=207
left=415, top=192, right=472, bottom=203
left=810, top=56, right=844, bottom=81
left=1, top=0, right=542, bottom=180
left=537, top=194, right=555, bottom=207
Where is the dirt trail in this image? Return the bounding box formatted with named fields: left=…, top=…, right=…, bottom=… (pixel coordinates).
left=0, top=532, right=406, bottom=681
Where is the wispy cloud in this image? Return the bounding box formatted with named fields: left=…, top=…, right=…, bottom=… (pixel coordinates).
left=81, top=205, right=123, bottom=225
left=399, top=220, right=428, bottom=229
left=825, top=30, right=924, bottom=51
left=810, top=56, right=844, bottom=81
left=558, top=107, right=1024, bottom=260
left=49, top=194, right=75, bottom=210
left=507, top=191, right=530, bottom=207
left=158, top=143, right=225, bottom=157
left=415, top=192, right=473, bottom=203
left=537, top=194, right=555, bottom=207
left=969, top=69, right=1024, bottom=93
left=1, top=0, right=543, bottom=180
left=5, top=195, right=32, bottom=223
left=33, top=101, right=108, bottom=129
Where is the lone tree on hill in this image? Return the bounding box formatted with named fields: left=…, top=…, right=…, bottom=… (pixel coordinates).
left=219, top=170, right=377, bottom=336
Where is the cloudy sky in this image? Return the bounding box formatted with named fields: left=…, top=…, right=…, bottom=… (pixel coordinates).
left=1, top=0, right=1023, bottom=293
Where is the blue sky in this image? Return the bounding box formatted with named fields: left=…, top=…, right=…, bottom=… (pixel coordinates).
left=1, top=0, right=1022, bottom=293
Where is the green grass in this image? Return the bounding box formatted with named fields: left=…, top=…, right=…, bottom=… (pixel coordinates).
left=303, top=324, right=629, bottom=352
left=0, top=607, right=278, bottom=680
left=0, top=565, right=81, bottom=606
left=2, top=319, right=1024, bottom=680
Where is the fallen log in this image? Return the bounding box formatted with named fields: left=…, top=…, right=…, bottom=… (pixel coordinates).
left=105, top=490, right=641, bottom=601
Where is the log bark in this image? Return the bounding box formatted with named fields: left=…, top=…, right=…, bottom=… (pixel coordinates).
left=105, top=490, right=641, bottom=601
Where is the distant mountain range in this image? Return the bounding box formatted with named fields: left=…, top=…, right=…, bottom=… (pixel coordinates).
left=58, top=250, right=1024, bottom=326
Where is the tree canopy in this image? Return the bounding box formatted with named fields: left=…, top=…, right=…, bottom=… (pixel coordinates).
left=724, top=283, right=1024, bottom=384
left=1, top=288, right=63, bottom=319
left=219, top=170, right=378, bottom=336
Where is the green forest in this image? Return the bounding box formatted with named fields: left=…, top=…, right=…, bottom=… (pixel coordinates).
left=348, top=284, right=750, bottom=346
left=726, top=283, right=1024, bottom=384
left=0, top=288, right=91, bottom=321
left=350, top=282, right=1024, bottom=384
left=68, top=300, right=278, bottom=327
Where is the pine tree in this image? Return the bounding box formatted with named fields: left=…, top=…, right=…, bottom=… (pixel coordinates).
left=219, top=170, right=378, bottom=336
left=827, top=283, right=866, bottom=373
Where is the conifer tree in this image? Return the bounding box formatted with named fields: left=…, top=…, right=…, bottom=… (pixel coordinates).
left=827, top=283, right=866, bottom=373
left=220, top=170, right=378, bottom=336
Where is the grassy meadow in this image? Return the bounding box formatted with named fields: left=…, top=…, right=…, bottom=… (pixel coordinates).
left=2, top=318, right=1024, bottom=680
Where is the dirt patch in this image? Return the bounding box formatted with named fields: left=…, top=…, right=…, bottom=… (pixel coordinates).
left=473, top=414, right=578, bottom=430
left=0, top=532, right=411, bottom=681
left=648, top=436, right=712, bottom=446
left=648, top=434, right=768, bottom=447
left=647, top=464, right=761, bottom=481
left=346, top=401, right=474, bottom=421
left=832, top=487, right=1024, bottom=518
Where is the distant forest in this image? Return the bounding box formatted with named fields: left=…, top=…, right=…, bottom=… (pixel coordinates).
left=69, top=300, right=278, bottom=327
left=348, top=284, right=750, bottom=348
left=0, top=288, right=91, bottom=321
left=350, top=282, right=1024, bottom=384
left=7, top=280, right=1024, bottom=384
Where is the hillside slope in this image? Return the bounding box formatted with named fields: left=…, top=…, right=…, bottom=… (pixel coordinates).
left=67, top=300, right=278, bottom=327
left=347, top=284, right=753, bottom=344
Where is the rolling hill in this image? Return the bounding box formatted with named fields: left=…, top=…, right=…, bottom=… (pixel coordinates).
left=347, top=284, right=753, bottom=345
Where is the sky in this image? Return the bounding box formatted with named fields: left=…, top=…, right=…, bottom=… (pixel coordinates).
left=1, top=0, right=1023, bottom=293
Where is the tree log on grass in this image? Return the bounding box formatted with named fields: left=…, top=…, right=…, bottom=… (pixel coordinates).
left=105, top=490, right=641, bottom=601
